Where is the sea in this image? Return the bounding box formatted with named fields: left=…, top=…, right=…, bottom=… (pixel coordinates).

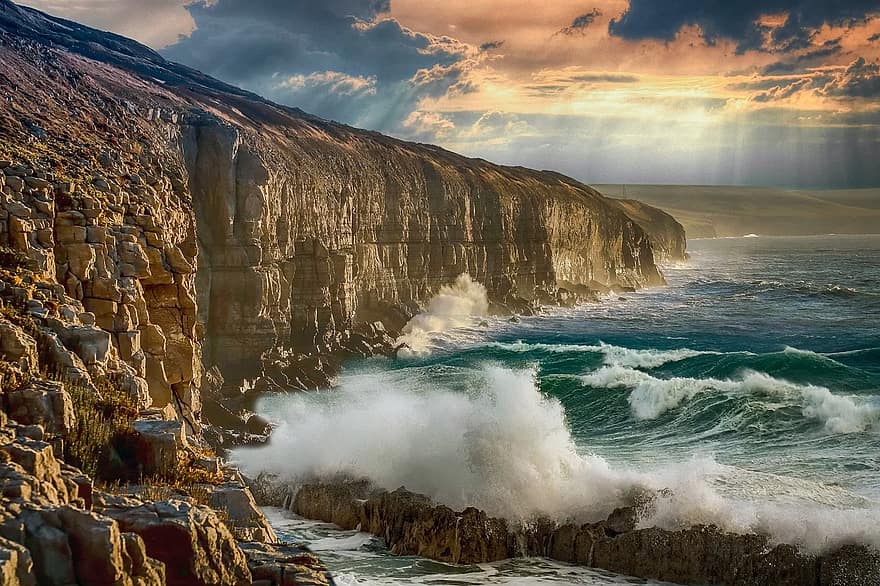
left=235, top=234, right=880, bottom=585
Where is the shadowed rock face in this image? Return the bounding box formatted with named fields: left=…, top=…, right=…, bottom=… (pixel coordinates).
left=0, top=0, right=678, bottom=385
left=608, top=198, right=688, bottom=262
left=292, top=482, right=880, bottom=586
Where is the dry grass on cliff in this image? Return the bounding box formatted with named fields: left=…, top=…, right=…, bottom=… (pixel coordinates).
left=62, top=375, right=139, bottom=480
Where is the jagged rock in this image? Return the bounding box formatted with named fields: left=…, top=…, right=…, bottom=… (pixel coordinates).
left=0, top=320, right=37, bottom=372
left=131, top=419, right=187, bottom=477
left=102, top=499, right=252, bottom=586
left=57, top=506, right=164, bottom=586
left=58, top=325, right=111, bottom=367
left=292, top=482, right=880, bottom=586
left=206, top=482, right=277, bottom=543
left=239, top=542, right=333, bottom=586
left=3, top=380, right=74, bottom=437
left=0, top=535, right=35, bottom=586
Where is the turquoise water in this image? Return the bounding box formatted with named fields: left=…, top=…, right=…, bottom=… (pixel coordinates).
left=244, top=234, right=880, bottom=584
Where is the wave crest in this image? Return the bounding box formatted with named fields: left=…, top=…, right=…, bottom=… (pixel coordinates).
left=581, top=366, right=879, bottom=432
left=239, top=365, right=880, bottom=552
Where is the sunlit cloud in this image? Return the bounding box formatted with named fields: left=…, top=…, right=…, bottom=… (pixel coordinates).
left=15, top=0, right=880, bottom=187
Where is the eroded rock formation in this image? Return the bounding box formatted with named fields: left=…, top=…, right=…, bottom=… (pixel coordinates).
left=292, top=481, right=880, bottom=586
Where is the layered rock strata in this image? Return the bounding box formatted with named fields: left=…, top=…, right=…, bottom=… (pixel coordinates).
left=0, top=0, right=680, bottom=391
left=292, top=481, right=880, bottom=586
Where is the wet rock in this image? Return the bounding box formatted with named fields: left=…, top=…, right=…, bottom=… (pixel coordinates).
left=239, top=542, right=333, bottom=586
left=292, top=482, right=880, bottom=586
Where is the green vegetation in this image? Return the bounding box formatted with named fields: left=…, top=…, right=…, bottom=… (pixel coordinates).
left=62, top=375, right=139, bottom=480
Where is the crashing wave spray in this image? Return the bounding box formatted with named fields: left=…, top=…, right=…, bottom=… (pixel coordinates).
left=396, top=274, right=489, bottom=356
left=235, top=364, right=880, bottom=552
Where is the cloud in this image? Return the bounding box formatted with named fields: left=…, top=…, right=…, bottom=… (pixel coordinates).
left=17, top=0, right=194, bottom=47
left=819, top=57, right=880, bottom=98
left=744, top=57, right=880, bottom=103
left=162, top=0, right=478, bottom=131
left=609, top=1, right=880, bottom=54
left=480, top=40, right=505, bottom=51
left=760, top=39, right=842, bottom=74
left=557, top=8, right=602, bottom=36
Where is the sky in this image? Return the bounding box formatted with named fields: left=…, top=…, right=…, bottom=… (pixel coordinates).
left=19, top=0, right=880, bottom=188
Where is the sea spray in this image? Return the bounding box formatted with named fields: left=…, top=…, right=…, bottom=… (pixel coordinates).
left=236, top=365, right=642, bottom=520
left=235, top=364, right=880, bottom=552
left=396, top=274, right=489, bottom=355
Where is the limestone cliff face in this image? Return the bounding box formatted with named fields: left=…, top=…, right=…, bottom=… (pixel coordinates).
left=0, top=0, right=680, bottom=391
left=608, top=199, right=688, bottom=262
left=184, top=120, right=663, bottom=376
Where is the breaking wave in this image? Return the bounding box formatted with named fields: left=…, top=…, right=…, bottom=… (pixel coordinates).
left=237, top=365, right=880, bottom=552
left=487, top=340, right=725, bottom=368
left=396, top=274, right=489, bottom=356
left=581, top=365, right=879, bottom=432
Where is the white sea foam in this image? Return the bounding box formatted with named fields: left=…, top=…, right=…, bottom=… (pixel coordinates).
left=489, top=340, right=720, bottom=368
left=238, top=365, right=880, bottom=552
left=581, top=365, right=879, bottom=431
left=396, top=274, right=489, bottom=356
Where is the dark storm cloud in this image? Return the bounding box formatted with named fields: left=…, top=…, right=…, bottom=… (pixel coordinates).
left=820, top=57, right=880, bottom=98
left=557, top=9, right=602, bottom=36
left=760, top=39, right=842, bottom=74
left=609, top=1, right=880, bottom=54
left=479, top=40, right=505, bottom=51
left=162, top=0, right=471, bottom=131
left=745, top=57, right=880, bottom=102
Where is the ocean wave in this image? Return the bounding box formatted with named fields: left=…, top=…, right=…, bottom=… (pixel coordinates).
left=240, top=365, right=880, bottom=552
left=396, top=274, right=489, bottom=356
left=488, top=340, right=723, bottom=369
left=580, top=365, right=879, bottom=432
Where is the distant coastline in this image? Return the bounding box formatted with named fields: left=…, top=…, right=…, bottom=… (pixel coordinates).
left=597, top=184, right=880, bottom=240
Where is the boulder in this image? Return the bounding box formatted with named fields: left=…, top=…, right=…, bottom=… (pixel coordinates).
left=102, top=499, right=252, bottom=586
left=4, top=380, right=75, bottom=437
left=59, top=325, right=112, bottom=367
left=207, top=482, right=277, bottom=543
left=131, top=419, right=187, bottom=477
left=239, top=542, right=333, bottom=586
left=0, top=320, right=37, bottom=372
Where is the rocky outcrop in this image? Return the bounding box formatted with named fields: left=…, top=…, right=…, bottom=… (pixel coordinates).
left=292, top=481, right=880, bottom=586
left=238, top=542, right=333, bottom=586
left=100, top=499, right=252, bottom=586
left=608, top=198, right=688, bottom=262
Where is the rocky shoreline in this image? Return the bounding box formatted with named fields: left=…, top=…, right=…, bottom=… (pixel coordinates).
left=286, top=480, right=880, bottom=586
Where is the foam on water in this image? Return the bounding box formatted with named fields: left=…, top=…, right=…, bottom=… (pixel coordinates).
left=488, top=340, right=724, bottom=368
left=238, top=364, right=880, bottom=552
left=580, top=365, right=879, bottom=432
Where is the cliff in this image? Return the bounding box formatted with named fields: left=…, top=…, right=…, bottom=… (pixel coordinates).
left=0, top=0, right=679, bottom=386
left=0, top=0, right=684, bottom=583
left=608, top=198, right=688, bottom=262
